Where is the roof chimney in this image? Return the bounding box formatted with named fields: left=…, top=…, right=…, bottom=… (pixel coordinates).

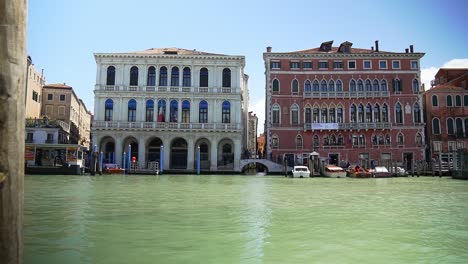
left=266, top=46, right=272, bottom=52
left=375, top=40, right=379, bottom=52
left=371, top=46, right=374, bottom=51
left=410, top=45, right=414, bottom=53
left=405, top=48, right=409, bottom=53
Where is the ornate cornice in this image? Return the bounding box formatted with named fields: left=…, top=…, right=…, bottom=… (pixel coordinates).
left=263, top=52, right=425, bottom=60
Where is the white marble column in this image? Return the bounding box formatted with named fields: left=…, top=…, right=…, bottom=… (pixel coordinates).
left=234, top=137, right=241, bottom=171
left=187, top=137, right=195, bottom=170
left=138, top=136, right=146, bottom=168
left=178, top=100, right=182, bottom=123
left=210, top=138, right=218, bottom=171
left=115, top=138, right=123, bottom=167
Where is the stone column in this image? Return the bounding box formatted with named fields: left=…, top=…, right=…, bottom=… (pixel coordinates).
left=187, top=137, right=195, bottom=170
left=163, top=139, right=170, bottom=170
left=234, top=137, right=242, bottom=172
left=177, top=100, right=182, bottom=124
left=138, top=136, right=146, bottom=169
left=115, top=138, right=123, bottom=167
left=0, top=0, right=26, bottom=263
left=210, top=138, right=218, bottom=171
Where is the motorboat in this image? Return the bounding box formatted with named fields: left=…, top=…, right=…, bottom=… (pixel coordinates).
left=291, top=166, right=310, bottom=178
left=103, top=163, right=125, bottom=174
left=371, top=166, right=393, bottom=178
left=323, top=165, right=347, bottom=178
left=347, top=166, right=372, bottom=178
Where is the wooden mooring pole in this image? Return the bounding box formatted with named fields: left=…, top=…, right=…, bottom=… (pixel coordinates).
left=0, top=0, right=27, bottom=263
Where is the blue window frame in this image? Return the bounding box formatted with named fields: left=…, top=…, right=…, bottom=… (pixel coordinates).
left=146, top=99, right=154, bottom=122
left=159, top=67, right=167, bottom=86
left=183, top=67, right=191, bottom=87
left=200, top=68, right=208, bottom=87
left=157, top=100, right=166, bottom=122
left=130, top=66, right=139, bottom=86
left=147, top=66, right=156, bottom=86
left=170, top=100, right=178, bottom=122
left=199, top=100, right=208, bottom=123
left=222, top=101, right=230, bottom=123
left=106, top=66, right=115, bottom=85
left=105, top=99, right=113, bottom=121
left=128, top=99, right=137, bottom=122
left=182, top=100, right=190, bottom=123
left=222, top=68, right=231, bottom=87
left=171, top=67, right=179, bottom=86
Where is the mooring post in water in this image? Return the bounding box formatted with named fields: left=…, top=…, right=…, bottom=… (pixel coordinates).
left=0, top=0, right=27, bottom=263
left=197, top=145, right=200, bottom=175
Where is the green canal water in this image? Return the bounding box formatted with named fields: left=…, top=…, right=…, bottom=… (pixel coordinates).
left=24, top=175, right=468, bottom=264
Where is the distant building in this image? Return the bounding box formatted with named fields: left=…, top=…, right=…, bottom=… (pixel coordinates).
left=25, top=56, right=45, bottom=118
left=92, top=48, right=248, bottom=172
left=263, top=41, right=425, bottom=169
left=247, top=111, right=258, bottom=157
left=41, top=83, right=92, bottom=148
left=424, top=68, right=468, bottom=162
left=257, top=133, right=265, bottom=159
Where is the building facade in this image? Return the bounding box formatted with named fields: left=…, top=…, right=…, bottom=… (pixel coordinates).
left=25, top=56, right=45, bottom=118
left=264, top=41, right=425, bottom=169
left=42, top=83, right=92, bottom=148
left=92, top=48, right=248, bottom=172
left=247, top=111, right=258, bottom=157
left=424, top=68, right=468, bottom=162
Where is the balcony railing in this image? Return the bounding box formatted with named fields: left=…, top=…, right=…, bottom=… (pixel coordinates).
left=93, top=121, right=241, bottom=132
left=303, top=122, right=392, bottom=130
left=303, top=90, right=390, bottom=98
left=97, top=85, right=240, bottom=94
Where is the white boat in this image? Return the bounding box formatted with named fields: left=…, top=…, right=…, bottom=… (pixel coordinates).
left=323, top=165, right=347, bottom=178
left=291, top=166, right=311, bottom=178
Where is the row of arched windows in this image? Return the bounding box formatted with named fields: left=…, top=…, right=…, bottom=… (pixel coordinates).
left=271, top=132, right=423, bottom=148
left=106, top=66, right=232, bottom=88
left=431, top=94, right=468, bottom=107
left=432, top=117, right=468, bottom=136
left=273, top=78, right=420, bottom=93
left=104, top=99, right=231, bottom=123
left=271, top=102, right=422, bottom=124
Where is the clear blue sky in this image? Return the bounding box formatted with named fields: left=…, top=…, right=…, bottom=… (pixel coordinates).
left=28, top=0, right=468, bottom=132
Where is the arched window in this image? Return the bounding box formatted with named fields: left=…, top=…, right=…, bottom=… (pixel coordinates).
left=350, top=104, right=357, bottom=122
left=106, top=66, right=115, bottom=86
left=292, top=79, right=299, bottom=93
left=222, top=101, right=231, bottom=123
left=272, top=104, right=280, bottom=124
left=291, top=104, right=299, bottom=125
left=366, top=104, right=372, bottom=122
left=171, top=67, right=179, bottom=86
left=350, top=80, right=356, bottom=91
left=200, top=68, right=208, bottom=87
left=313, top=107, right=319, bottom=123
left=373, top=80, right=379, bottom=91
left=157, top=100, right=166, bottom=122
left=415, top=133, right=423, bottom=146
left=359, top=134, right=365, bottom=145
left=337, top=107, right=343, bottom=123
left=272, top=79, right=279, bottom=92
left=130, top=66, right=139, bottom=86
left=381, top=80, right=387, bottom=91
left=447, top=118, right=454, bottom=135
left=305, top=106, right=312, bottom=123
left=432, top=95, right=438, bottom=106
left=397, top=133, right=404, bottom=145
left=145, top=99, right=154, bottom=122
left=272, top=135, right=279, bottom=148
left=357, top=80, right=364, bottom=91
left=456, top=95, right=462, bottom=106
left=393, top=78, right=402, bottom=92
left=358, top=104, right=364, bottom=123
left=456, top=118, right=463, bottom=136
left=199, top=100, right=208, bottom=123
left=432, top=118, right=440, bottom=134
left=128, top=99, right=137, bottom=122
left=374, top=104, right=381, bottom=122
left=336, top=80, right=342, bottom=91
left=182, top=100, right=190, bottom=123
left=313, top=80, right=319, bottom=91
left=464, top=95, right=468, bottom=106
left=329, top=80, right=335, bottom=91
left=304, top=80, right=311, bottom=92
left=170, top=100, right=178, bottom=122
left=329, top=107, right=336, bottom=123
left=105, top=99, right=113, bottom=121
left=382, top=104, right=389, bottom=122
left=395, top=103, right=403, bottom=124
left=384, top=134, right=390, bottom=145
left=447, top=95, right=453, bottom=107
left=321, top=107, right=328, bottom=123
left=147, top=66, right=156, bottom=86
left=323, top=135, right=329, bottom=146
left=330, top=135, right=337, bottom=145
left=365, top=79, right=372, bottom=91
left=321, top=80, right=327, bottom=91
left=313, top=135, right=319, bottom=147
left=337, top=134, right=344, bottom=145
left=159, top=67, right=167, bottom=86
left=412, top=79, right=419, bottom=92
left=296, top=135, right=303, bottom=149
left=413, top=103, right=421, bottom=123
left=183, top=67, right=191, bottom=87
left=222, top=68, right=231, bottom=87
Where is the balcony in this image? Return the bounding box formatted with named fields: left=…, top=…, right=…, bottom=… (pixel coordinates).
left=303, top=90, right=390, bottom=99
left=303, top=122, right=392, bottom=131
left=97, top=85, right=239, bottom=94
left=45, top=139, right=54, bottom=144
left=93, top=121, right=241, bottom=132
left=105, top=85, right=115, bottom=91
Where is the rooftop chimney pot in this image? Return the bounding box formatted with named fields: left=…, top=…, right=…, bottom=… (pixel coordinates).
left=410, top=45, right=414, bottom=53
left=266, top=46, right=272, bottom=52
left=375, top=40, right=379, bottom=52
left=371, top=46, right=374, bottom=51
left=405, top=48, right=409, bottom=53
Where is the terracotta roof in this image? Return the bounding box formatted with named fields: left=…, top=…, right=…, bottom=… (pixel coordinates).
left=43, top=83, right=72, bottom=89
left=121, top=47, right=227, bottom=56
left=428, top=84, right=466, bottom=92
left=287, top=46, right=394, bottom=54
